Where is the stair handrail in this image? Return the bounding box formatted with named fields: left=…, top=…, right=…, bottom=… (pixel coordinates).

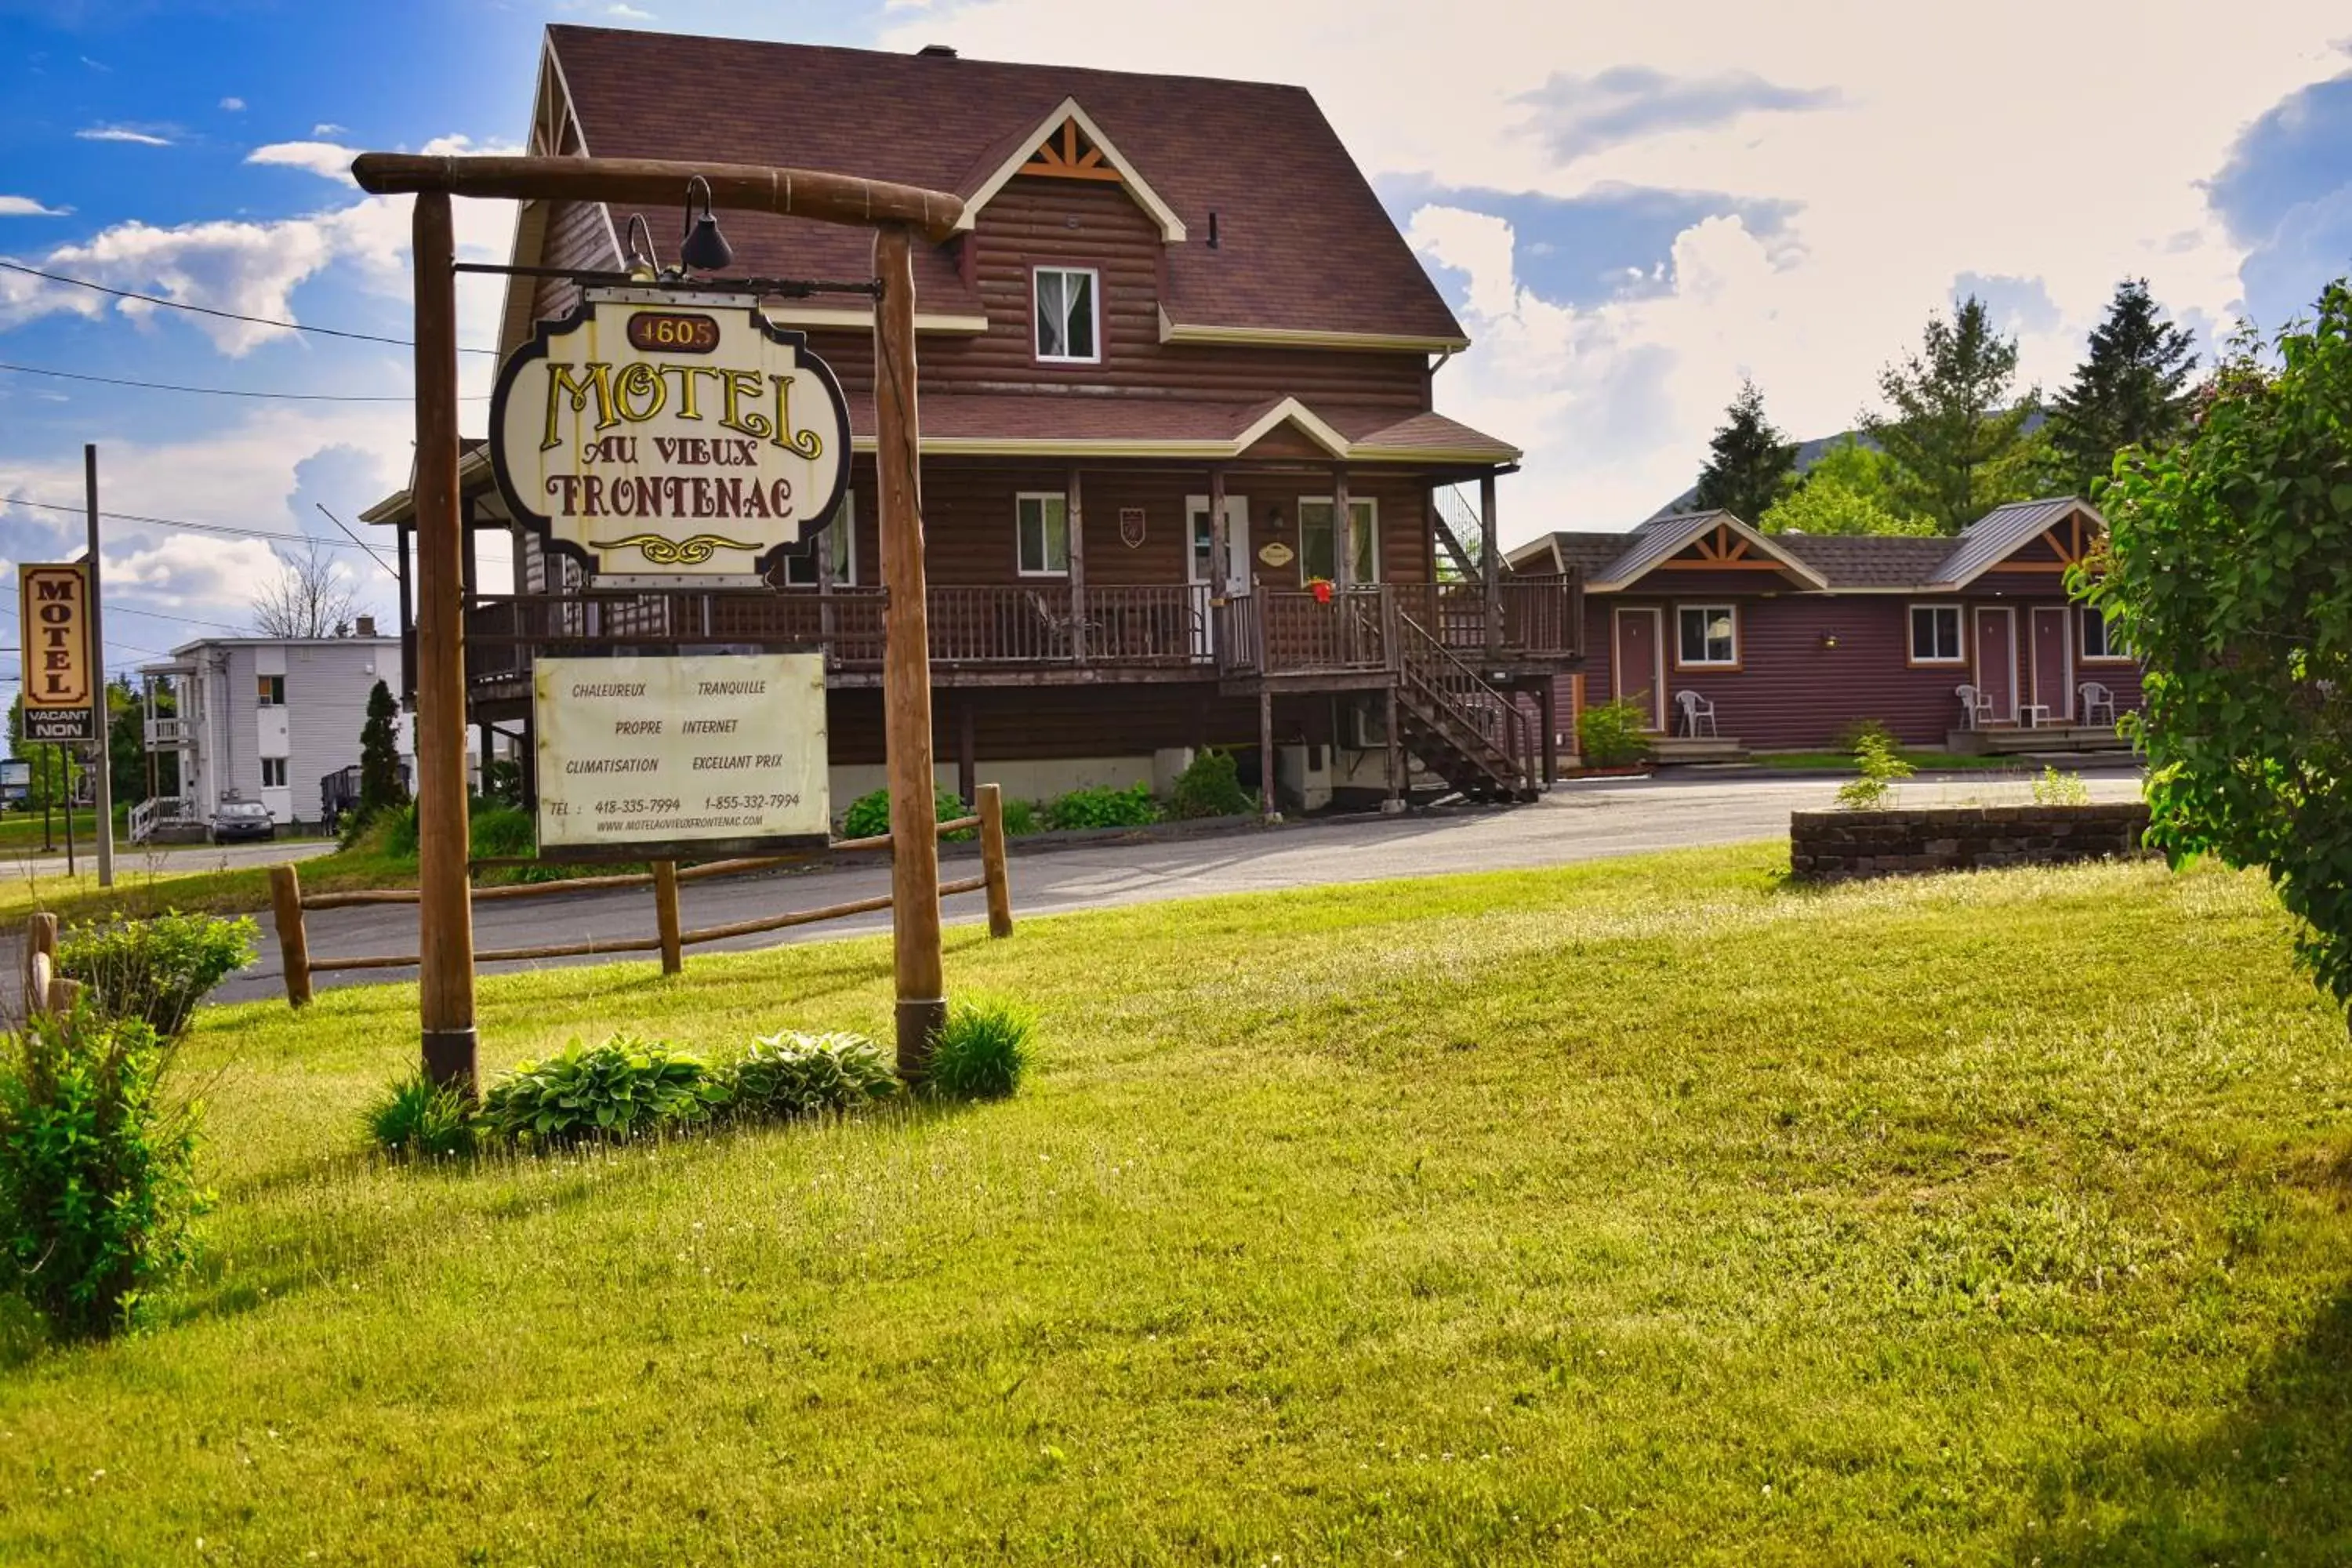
left=1392, top=610, right=1533, bottom=794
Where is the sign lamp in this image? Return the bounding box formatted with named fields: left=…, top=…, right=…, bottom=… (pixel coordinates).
left=679, top=175, right=735, bottom=274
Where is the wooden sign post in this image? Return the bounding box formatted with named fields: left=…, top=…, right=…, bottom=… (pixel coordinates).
left=351, top=152, right=964, bottom=1092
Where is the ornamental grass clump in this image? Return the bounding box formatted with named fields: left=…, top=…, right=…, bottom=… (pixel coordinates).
left=477, top=1035, right=724, bottom=1147
left=362, top=1071, right=476, bottom=1161
left=717, top=1031, right=898, bottom=1123
left=57, top=910, right=257, bottom=1037
left=924, top=997, right=1034, bottom=1101
left=0, top=1005, right=205, bottom=1339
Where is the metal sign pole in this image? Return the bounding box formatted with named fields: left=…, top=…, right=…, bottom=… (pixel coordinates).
left=84, top=444, right=113, bottom=888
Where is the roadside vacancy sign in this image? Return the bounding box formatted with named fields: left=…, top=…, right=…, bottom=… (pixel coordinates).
left=490, top=288, right=852, bottom=586
left=532, top=652, right=829, bottom=860
left=19, top=564, right=96, bottom=742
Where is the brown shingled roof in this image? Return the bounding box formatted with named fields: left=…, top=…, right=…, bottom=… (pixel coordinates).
left=545, top=26, right=1466, bottom=343
left=1774, top=534, right=1959, bottom=588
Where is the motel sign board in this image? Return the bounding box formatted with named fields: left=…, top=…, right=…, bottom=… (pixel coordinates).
left=490, top=289, right=852, bottom=585
left=18, top=564, right=96, bottom=743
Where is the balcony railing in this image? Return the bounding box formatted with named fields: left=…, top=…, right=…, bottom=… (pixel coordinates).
left=462, top=573, right=1581, bottom=681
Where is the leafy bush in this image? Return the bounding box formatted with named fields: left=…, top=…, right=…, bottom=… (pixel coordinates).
left=2031, top=766, right=2092, bottom=807
left=470, top=805, right=537, bottom=860
left=840, top=787, right=971, bottom=842
left=57, top=910, right=258, bottom=1036
left=0, top=1007, right=205, bottom=1338
left=1046, top=783, right=1162, bottom=831
left=1577, top=699, right=1653, bottom=768
left=1835, top=717, right=1899, bottom=756
left=478, top=1036, right=723, bottom=1146
left=924, top=997, right=1033, bottom=1101
left=364, top=1071, right=476, bottom=1160
left=717, top=1031, right=897, bottom=1123
left=1170, top=749, right=1253, bottom=819
left=1836, top=732, right=1918, bottom=810
left=999, top=797, right=1043, bottom=837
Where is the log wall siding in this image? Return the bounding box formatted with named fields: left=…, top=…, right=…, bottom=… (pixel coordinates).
left=1564, top=592, right=2143, bottom=750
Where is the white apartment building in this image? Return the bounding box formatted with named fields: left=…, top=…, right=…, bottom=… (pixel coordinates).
left=138, top=628, right=407, bottom=838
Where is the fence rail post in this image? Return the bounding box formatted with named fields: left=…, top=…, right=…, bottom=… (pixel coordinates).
left=270, top=864, right=313, bottom=1008
left=652, top=860, right=684, bottom=976
left=978, top=782, right=1014, bottom=938
left=23, top=912, right=57, bottom=1016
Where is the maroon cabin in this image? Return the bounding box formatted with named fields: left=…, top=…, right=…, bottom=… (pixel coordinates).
left=1507, top=499, right=2140, bottom=758
left=363, top=27, right=1582, bottom=812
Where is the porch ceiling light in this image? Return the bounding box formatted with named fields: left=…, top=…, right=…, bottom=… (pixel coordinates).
left=679, top=175, right=734, bottom=274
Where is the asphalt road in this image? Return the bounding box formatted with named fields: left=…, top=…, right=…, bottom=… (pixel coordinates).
left=4, top=836, right=341, bottom=880
left=211, top=768, right=2145, bottom=1006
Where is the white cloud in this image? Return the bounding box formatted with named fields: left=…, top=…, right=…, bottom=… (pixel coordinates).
left=246, top=140, right=361, bottom=183
left=0, top=196, right=70, bottom=217
left=312, top=122, right=347, bottom=136
left=76, top=126, right=173, bottom=147
left=880, top=0, right=2349, bottom=534
left=220, top=96, right=245, bottom=112
left=608, top=2, right=655, bottom=16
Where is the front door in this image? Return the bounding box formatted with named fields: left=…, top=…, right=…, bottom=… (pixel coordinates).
left=1614, top=607, right=1665, bottom=731
left=2031, top=606, right=2071, bottom=723
left=1188, top=494, right=1250, bottom=655
left=1973, top=607, right=2016, bottom=723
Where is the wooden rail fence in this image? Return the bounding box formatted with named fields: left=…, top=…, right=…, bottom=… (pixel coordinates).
left=267, top=783, right=1018, bottom=1007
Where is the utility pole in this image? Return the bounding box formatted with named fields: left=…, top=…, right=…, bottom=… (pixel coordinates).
left=85, top=444, right=113, bottom=887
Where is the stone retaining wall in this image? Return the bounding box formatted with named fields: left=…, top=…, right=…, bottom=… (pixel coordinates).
left=1789, top=802, right=2151, bottom=881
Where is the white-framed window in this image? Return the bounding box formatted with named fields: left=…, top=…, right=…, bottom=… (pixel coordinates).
left=780, top=492, right=856, bottom=587
left=257, top=673, right=285, bottom=707
left=1033, top=267, right=1099, bottom=363
left=260, top=757, right=287, bottom=788
left=2079, top=606, right=2132, bottom=661
left=1298, top=497, right=1377, bottom=584
left=1016, top=492, right=1072, bottom=576
left=1909, top=603, right=1965, bottom=664
left=1676, top=604, right=1738, bottom=667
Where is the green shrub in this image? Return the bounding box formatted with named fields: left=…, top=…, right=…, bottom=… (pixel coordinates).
left=717, top=1031, right=897, bottom=1123
left=1577, top=699, right=1653, bottom=768
left=470, top=805, right=537, bottom=861
left=1836, top=732, right=1917, bottom=810
left=999, top=797, right=1044, bottom=836
left=1046, top=783, right=1162, bottom=831
left=478, top=1035, right=724, bottom=1147
left=57, top=910, right=258, bottom=1037
left=924, top=997, right=1033, bottom=1100
left=364, top=1071, right=476, bottom=1160
left=841, top=787, right=971, bottom=842
left=1169, top=749, right=1253, bottom=819
left=2031, top=766, right=2093, bottom=807
left=0, top=1006, right=205, bottom=1338
left=1835, top=717, right=1899, bottom=756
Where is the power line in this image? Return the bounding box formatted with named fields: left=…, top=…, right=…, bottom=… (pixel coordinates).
left=2, top=495, right=512, bottom=564
left=0, top=359, right=488, bottom=403
left=0, top=257, right=502, bottom=355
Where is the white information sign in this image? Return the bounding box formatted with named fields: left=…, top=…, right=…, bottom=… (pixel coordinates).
left=492, top=289, right=851, bottom=585
left=534, top=653, right=829, bottom=855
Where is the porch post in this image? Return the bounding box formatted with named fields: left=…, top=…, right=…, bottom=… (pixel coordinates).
left=957, top=699, right=977, bottom=808
left=816, top=497, right=837, bottom=656
left=1541, top=676, right=1559, bottom=786
left=1480, top=470, right=1501, bottom=659
left=1383, top=686, right=1403, bottom=814
left=1207, top=465, right=1229, bottom=599
left=1332, top=464, right=1352, bottom=664
left=1258, top=688, right=1276, bottom=823
left=1066, top=466, right=1087, bottom=662
left=396, top=521, right=416, bottom=706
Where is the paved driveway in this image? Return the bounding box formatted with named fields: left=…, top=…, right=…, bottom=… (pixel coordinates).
left=4, top=836, right=340, bottom=881
left=212, top=768, right=2144, bottom=1006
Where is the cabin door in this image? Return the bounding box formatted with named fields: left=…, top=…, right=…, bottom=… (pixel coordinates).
left=2031, top=606, right=2071, bottom=723
left=1973, top=607, right=2016, bottom=723
left=1613, top=607, right=1665, bottom=731
left=1187, top=494, right=1249, bottom=656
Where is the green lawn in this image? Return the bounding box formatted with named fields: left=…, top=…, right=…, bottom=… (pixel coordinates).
left=3, top=846, right=2349, bottom=1564
left=1750, top=749, right=2027, bottom=771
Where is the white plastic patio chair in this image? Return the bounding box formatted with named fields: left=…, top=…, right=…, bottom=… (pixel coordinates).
left=2078, top=681, right=2117, bottom=727
left=1675, top=688, right=1718, bottom=738
left=1956, top=684, right=1994, bottom=731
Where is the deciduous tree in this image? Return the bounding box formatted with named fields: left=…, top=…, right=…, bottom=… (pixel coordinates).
left=252, top=539, right=359, bottom=640
left=1691, top=379, right=1798, bottom=522
left=1863, top=296, right=2042, bottom=532
left=2046, top=278, right=2199, bottom=498
left=2090, top=281, right=2352, bottom=1026
left=1759, top=437, right=1937, bottom=535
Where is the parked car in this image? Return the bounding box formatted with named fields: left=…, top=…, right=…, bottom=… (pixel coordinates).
left=210, top=800, right=277, bottom=844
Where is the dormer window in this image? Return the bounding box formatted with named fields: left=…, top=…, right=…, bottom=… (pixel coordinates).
left=1034, top=267, right=1099, bottom=363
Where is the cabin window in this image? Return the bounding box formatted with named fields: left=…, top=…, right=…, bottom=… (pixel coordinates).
left=1016, top=492, right=1072, bottom=576
left=2079, top=606, right=2131, bottom=661
left=260, top=757, right=287, bottom=788
left=1676, top=604, right=1737, bottom=667
left=257, top=674, right=286, bottom=707
left=1909, top=604, right=1964, bottom=663
left=1033, top=267, right=1099, bottom=363
left=1298, top=498, right=1377, bottom=584
left=780, top=492, right=856, bottom=587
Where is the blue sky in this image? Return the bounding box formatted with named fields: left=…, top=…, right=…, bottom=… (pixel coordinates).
left=0, top=0, right=2347, bottom=713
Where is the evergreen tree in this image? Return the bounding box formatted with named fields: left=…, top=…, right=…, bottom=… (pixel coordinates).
left=1691, top=379, right=1798, bottom=521
left=1862, top=296, right=2042, bottom=533
left=358, top=680, right=406, bottom=818
left=2045, top=278, right=2198, bottom=498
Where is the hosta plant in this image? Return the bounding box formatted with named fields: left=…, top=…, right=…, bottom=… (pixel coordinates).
left=718, top=1031, right=898, bottom=1123
left=477, top=1035, right=723, bottom=1146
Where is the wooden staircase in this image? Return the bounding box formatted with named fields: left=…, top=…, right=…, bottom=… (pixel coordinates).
left=1390, top=611, right=1537, bottom=801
